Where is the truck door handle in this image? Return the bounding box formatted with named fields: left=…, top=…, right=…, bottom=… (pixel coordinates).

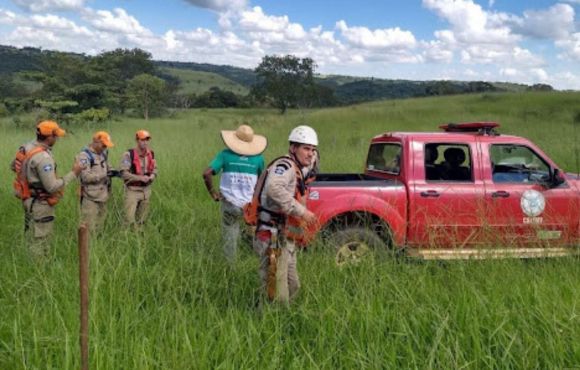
left=420, top=190, right=440, bottom=198
left=492, top=191, right=510, bottom=198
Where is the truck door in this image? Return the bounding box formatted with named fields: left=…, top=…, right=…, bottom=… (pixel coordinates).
left=409, top=140, right=487, bottom=247
left=483, top=143, right=579, bottom=246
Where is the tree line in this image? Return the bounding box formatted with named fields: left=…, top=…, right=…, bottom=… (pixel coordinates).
left=0, top=45, right=554, bottom=122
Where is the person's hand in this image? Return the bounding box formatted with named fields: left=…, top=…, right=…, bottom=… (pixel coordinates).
left=72, top=160, right=83, bottom=176
left=211, top=190, right=222, bottom=202
left=302, top=210, right=317, bottom=225
left=140, top=175, right=151, bottom=183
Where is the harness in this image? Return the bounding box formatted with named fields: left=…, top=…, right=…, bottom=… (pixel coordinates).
left=79, top=147, right=110, bottom=204
left=82, top=147, right=108, bottom=168
left=12, top=145, right=60, bottom=205
left=126, top=148, right=155, bottom=187
left=243, top=155, right=309, bottom=244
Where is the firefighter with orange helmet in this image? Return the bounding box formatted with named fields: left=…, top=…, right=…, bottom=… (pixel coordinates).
left=11, top=120, right=82, bottom=259
left=119, top=130, right=158, bottom=227
left=253, top=125, right=318, bottom=304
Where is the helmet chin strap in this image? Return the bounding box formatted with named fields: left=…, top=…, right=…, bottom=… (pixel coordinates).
left=288, top=148, right=304, bottom=167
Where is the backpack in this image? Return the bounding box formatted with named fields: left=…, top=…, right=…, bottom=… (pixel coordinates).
left=12, top=145, right=46, bottom=200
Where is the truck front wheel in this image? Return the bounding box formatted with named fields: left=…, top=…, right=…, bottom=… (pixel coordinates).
left=327, top=227, right=385, bottom=266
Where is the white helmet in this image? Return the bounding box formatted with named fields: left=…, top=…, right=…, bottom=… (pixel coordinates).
left=289, top=125, right=318, bottom=146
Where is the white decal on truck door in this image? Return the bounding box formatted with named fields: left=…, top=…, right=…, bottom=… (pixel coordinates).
left=520, top=189, right=545, bottom=217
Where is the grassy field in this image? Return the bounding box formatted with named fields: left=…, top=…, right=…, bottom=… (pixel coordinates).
left=1, top=92, right=579, bottom=369
left=162, top=67, right=249, bottom=95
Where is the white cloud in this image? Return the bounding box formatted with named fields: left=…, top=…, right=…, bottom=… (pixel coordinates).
left=163, top=30, right=182, bottom=51
left=423, top=0, right=519, bottom=45
left=0, top=8, right=17, bottom=24
left=499, top=67, right=550, bottom=85
left=421, top=39, right=454, bottom=63
left=530, top=68, right=548, bottom=82
left=239, top=6, right=303, bottom=36
left=550, top=71, right=580, bottom=90
left=508, top=4, right=575, bottom=40
left=30, top=13, right=91, bottom=35
left=556, top=32, right=580, bottom=61
left=82, top=8, right=151, bottom=36
left=463, top=68, right=477, bottom=77
left=336, top=20, right=416, bottom=49
left=500, top=68, right=518, bottom=77
left=11, top=0, right=85, bottom=12
left=422, top=0, right=552, bottom=69
left=459, top=45, right=544, bottom=67
left=182, top=0, right=247, bottom=13
left=1, top=1, right=579, bottom=89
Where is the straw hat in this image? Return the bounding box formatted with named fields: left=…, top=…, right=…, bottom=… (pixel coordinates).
left=221, top=124, right=267, bottom=156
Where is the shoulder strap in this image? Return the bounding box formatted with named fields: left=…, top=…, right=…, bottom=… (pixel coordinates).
left=129, top=148, right=136, bottom=173
left=253, top=156, right=287, bottom=207
left=19, top=146, right=46, bottom=179
left=254, top=156, right=303, bottom=214
left=82, top=147, right=95, bottom=167
left=25, top=146, right=46, bottom=161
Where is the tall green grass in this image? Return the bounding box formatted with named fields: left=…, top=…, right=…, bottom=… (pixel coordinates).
left=1, top=92, right=579, bottom=369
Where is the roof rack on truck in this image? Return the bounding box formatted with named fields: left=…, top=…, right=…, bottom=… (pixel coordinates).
left=439, top=122, right=500, bottom=135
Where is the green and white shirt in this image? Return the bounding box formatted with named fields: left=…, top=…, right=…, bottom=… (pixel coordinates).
left=210, top=149, right=265, bottom=208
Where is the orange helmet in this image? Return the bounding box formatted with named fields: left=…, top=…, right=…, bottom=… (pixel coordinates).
left=136, top=130, right=151, bottom=140
left=37, top=120, right=66, bottom=137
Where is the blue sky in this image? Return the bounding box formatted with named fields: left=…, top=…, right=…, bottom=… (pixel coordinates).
left=1, top=0, right=579, bottom=89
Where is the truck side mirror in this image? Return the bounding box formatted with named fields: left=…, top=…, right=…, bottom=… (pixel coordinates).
left=549, top=168, right=566, bottom=188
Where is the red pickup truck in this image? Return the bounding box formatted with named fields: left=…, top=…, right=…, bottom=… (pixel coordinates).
left=305, top=122, right=580, bottom=260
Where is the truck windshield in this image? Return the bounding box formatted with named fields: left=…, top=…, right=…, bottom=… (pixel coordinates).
left=367, top=143, right=401, bottom=174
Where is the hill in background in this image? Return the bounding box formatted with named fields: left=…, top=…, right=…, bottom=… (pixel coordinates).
left=0, top=44, right=558, bottom=107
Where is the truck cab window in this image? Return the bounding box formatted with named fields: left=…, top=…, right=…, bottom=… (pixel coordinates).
left=425, top=143, right=472, bottom=182
left=367, top=143, right=401, bottom=174
left=490, top=145, right=550, bottom=183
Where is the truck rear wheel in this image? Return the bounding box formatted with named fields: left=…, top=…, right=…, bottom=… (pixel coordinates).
left=328, top=227, right=385, bottom=266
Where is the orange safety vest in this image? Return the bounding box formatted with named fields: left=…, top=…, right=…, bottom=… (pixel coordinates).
left=243, top=156, right=309, bottom=245
left=126, top=148, right=156, bottom=186
left=12, top=145, right=61, bottom=205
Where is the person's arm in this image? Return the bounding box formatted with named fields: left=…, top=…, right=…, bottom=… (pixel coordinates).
left=203, top=167, right=221, bottom=201
left=204, top=151, right=224, bottom=201
left=36, top=153, right=80, bottom=193
left=149, top=152, right=158, bottom=182
left=120, top=152, right=147, bottom=183
left=264, top=161, right=306, bottom=217
left=79, top=152, right=107, bottom=184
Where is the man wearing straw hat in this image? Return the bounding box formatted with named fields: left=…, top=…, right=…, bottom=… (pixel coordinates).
left=203, top=124, right=267, bottom=263
left=76, top=131, right=115, bottom=232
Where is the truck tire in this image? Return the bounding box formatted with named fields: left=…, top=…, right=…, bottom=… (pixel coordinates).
left=327, top=227, right=386, bottom=266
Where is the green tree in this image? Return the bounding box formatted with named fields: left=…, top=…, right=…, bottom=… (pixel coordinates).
left=127, top=74, right=166, bottom=120
left=254, top=55, right=316, bottom=114
left=92, top=48, right=156, bottom=113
